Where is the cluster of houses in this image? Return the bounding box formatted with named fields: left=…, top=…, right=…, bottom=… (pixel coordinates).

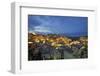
left=28, top=32, right=88, bottom=60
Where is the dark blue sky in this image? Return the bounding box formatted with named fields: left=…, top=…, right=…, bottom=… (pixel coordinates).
left=28, top=15, right=88, bottom=37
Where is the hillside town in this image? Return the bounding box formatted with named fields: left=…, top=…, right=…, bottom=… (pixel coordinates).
left=28, top=32, right=88, bottom=60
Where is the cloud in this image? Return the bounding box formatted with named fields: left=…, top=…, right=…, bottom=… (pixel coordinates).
left=33, top=26, right=52, bottom=33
